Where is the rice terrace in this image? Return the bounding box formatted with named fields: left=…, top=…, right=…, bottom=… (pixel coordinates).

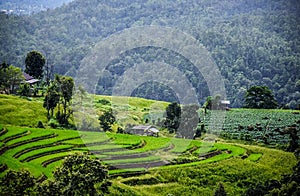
left=0, top=94, right=299, bottom=195
left=1, top=0, right=300, bottom=195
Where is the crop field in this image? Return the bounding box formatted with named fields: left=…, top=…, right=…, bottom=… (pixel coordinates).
left=0, top=95, right=299, bottom=194
left=0, top=124, right=286, bottom=181
left=201, top=109, right=300, bottom=146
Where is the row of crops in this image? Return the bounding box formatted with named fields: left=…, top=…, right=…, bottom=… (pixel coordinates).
left=200, top=109, right=300, bottom=145
left=0, top=125, right=251, bottom=178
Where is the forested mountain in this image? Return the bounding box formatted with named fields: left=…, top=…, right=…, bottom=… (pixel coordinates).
left=0, top=0, right=299, bottom=108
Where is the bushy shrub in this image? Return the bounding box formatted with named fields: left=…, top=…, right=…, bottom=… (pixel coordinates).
left=18, top=83, right=31, bottom=97
left=97, top=98, right=111, bottom=105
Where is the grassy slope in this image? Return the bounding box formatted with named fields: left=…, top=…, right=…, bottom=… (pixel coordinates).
left=114, top=145, right=296, bottom=195
left=0, top=94, right=168, bottom=129
left=0, top=94, right=47, bottom=127
left=0, top=94, right=298, bottom=195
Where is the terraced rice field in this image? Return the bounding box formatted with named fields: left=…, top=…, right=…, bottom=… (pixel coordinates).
left=0, top=125, right=257, bottom=178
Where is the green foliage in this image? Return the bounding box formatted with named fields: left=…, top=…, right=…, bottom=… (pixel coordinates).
left=43, top=82, right=60, bottom=119
left=0, top=154, right=111, bottom=195
left=43, top=75, right=75, bottom=127
left=279, top=125, right=299, bottom=152
left=245, top=161, right=300, bottom=196
left=17, top=83, right=31, bottom=97
left=0, top=169, right=36, bottom=195
left=164, top=102, right=181, bottom=133
left=0, top=64, right=24, bottom=94
left=214, top=182, right=227, bottom=196
left=51, top=153, right=110, bottom=195
left=99, top=109, right=116, bottom=132
left=25, top=50, right=45, bottom=79
left=244, top=86, right=278, bottom=109
left=55, top=75, right=74, bottom=127
left=1, top=0, right=299, bottom=107
left=47, top=118, right=59, bottom=128
left=121, top=144, right=296, bottom=195
left=97, top=98, right=111, bottom=105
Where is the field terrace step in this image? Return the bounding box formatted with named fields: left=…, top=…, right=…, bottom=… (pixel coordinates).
left=0, top=128, right=8, bottom=137
left=41, top=155, right=67, bottom=167
left=0, top=130, right=30, bottom=143
left=0, top=133, right=57, bottom=155
left=83, top=139, right=113, bottom=147
left=89, top=147, right=127, bottom=154
left=109, top=160, right=170, bottom=170
left=13, top=136, right=82, bottom=158
left=102, top=152, right=152, bottom=161
left=20, top=146, right=78, bottom=162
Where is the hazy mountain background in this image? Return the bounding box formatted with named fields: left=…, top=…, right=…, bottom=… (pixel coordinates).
left=0, top=0, right=299, bottom=108
left=0, top=0, right=74, bottom=14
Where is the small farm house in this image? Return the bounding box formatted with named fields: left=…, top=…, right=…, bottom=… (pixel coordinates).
left=129, top=125, right=159, bottom=137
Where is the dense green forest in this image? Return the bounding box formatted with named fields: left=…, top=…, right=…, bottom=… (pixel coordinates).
left=0, top=0, right=299, bottom=107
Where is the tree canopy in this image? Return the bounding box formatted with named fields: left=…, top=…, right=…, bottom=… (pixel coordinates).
left=43, top=74, right=74, bottom=127
left=0, top=169, right=36, bottom=195
left=52, top=153, right=110, bottom=195
left=243, top=86, right=278, bottom=109
left=0, top=0, right=299, bottom=108
left=164, top=102, right=181, bottom=133
left=99, top=109, right=116, bottom=132
left=0, top=63, right=24, bottom=94
left=0, top=153, right=111, bottom=195
left=25, top=50, right=45, bottom=79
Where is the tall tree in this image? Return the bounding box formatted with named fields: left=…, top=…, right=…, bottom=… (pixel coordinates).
left=99, top=109, right=116, bottom=131
left=59, top=75, right=74, bottom=117
left=43, top=75, right=74, bottom=127
left=243, top=86, right=278, bottom=109
left=164, top=102, right=181, bottom=133
left=43, top=82, right=60, bottom=119
left=25, top=50, right=45, bottom=79
left=54, top=75, right=74, bottom=126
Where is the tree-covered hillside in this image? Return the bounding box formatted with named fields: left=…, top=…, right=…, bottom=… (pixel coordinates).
left=0, top=0, right=299, bottom=107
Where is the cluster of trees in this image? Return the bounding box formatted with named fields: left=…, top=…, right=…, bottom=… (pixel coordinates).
left=0, top=49, right=76, bottom=128
left=0, top=153, right=111, bottom=195
left=164, top=102, right=201, bottom=139
left=43, top=74, right=75, bottom=128
left=97, top=47, right=208, bottom=104
left=0, top=0, right=299, bottom=108
left=243, top=86, right=278, bottom=109
left=0, top=50, right=47, bottom=96
left=0, top=62, right=24, bottom=94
